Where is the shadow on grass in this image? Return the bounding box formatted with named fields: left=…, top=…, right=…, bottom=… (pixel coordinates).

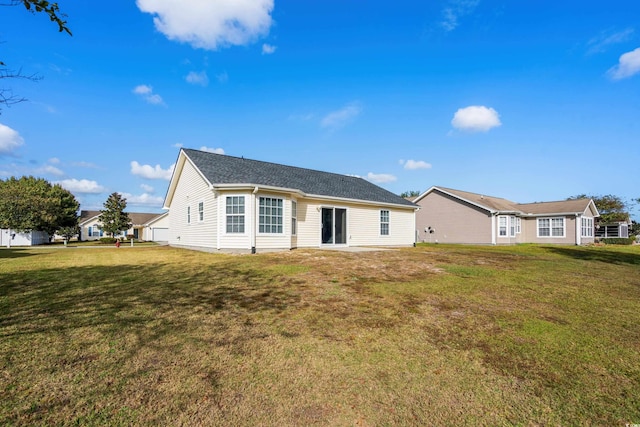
left=0, top=248, right=41, bottom=259
left=0, top=262, right=298, bottom=340
left=542, top=245, right=640, bottom=266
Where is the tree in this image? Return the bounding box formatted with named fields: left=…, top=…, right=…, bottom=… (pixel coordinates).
left=400, top=190, right=421, bottom=199
left=1, top=1, right=71, bottom=112
left=0, top=176, right=79, bottom=240
left=99, top=193, right=131, bottom=238
left=568, top=194, right=630, bottom=223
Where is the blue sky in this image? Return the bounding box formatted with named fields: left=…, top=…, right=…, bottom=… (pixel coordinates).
left=1, top=1, right=639, bottom=218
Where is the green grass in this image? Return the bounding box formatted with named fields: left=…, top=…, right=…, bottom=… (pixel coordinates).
left=0, top=244, right=639, bottom=425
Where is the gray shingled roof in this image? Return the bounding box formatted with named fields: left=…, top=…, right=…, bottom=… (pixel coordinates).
left=183, top=148, right=416, bottom=207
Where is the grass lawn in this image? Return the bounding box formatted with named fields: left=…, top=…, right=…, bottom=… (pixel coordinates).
left=1, top=244, right=639, bottom=425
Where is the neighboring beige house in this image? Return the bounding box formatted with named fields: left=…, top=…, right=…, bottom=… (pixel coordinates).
left=413, top=186, right=599, bottom=245
left=79, top=210, right=167, bottom=241
left=163, top=148, right=418, bottom=252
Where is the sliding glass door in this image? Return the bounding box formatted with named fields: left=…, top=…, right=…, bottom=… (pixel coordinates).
left=321, top=208, right=347, bottom=245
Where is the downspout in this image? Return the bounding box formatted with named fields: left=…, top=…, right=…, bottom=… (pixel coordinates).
left=491, top=213, right=497, bottom=245
left=251, top=186, right=259, bottom=253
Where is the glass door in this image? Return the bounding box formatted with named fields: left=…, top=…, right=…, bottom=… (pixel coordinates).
left=321, top=208, right=347, bottom=245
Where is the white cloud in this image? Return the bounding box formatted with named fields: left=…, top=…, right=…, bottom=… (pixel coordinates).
left=185, top=70, right=209, bottom=86
left=132, top=84, right=166, bottom=105
left=56, top=179, right=106, bottom=194
left=136, top=0, right=274, bottom=50
left=262, top=43, right=276, bottom=54
left=451, top=105, right=501, bottom=132
left=120, top=192, right=165, bottom=207
left=199, top=146, right=225, bottom=154
left=131, top=161, right=175, bottom=180
left=608, top=47, right=640, bottom=80
left=39, top=165, right=65, bottom=176
left=172, top=143, right=184, bottom=148
left=320, top=102, right=363, bottom=130
left=48, top=157, right=61, bottom=164
left=402, top=159, right=432, bottom=170
left=0, top=123, right=25, bottom=156
left=366, top=172, right=397, bottom=183
left=441, top=0, right=480, bottom=32
left=140, top=183, right=155, bottom=193
left=587, top=28, right=634, bottom=55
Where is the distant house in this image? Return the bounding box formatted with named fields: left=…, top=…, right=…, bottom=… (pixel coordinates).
left=595, top=221, right=630, bottom=239
left=413, top=186, right=599, bottom=245
left=79, top=210, right=167, bottom=241
left=163, top=148, right=418, bottom=252
left=0, top=229, right=49, bottom=247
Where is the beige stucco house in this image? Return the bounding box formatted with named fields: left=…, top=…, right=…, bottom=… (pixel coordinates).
left=413, top=186, right=599, bottom=245
left=163, top=148, right=418, bottom=253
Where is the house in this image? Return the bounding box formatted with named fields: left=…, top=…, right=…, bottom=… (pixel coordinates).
left=0, top=229, right=49, bottom=247
left=142, top=211, right=169, bottom=242
left=163, top=148, right=418, bottom=252
left=79, top=210, right=166, bottom=241
left=413, top=186, right=599, bottom=245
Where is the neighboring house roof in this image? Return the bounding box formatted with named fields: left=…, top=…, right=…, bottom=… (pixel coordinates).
left=79, top=210, right=165, bottom=226
left=144, top=211, right=168, bottom=226
left=167, top=148, right=417, bottom=208
left=415, top=186, right=599, bottom=217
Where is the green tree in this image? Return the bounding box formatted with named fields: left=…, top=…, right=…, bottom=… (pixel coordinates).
left=0, top=176, right=79, bottom=240
left=1, top=1, right=71, bottom=112
left=400, top=190, right=421, bottom=199
left=568, top=194, right=630, bottom=223
left=99, top=193, right=131, bottom=238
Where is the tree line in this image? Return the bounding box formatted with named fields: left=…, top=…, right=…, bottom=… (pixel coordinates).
left=0, top=176, right=131, bottom=244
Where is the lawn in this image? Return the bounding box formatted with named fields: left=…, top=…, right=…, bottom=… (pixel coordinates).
left=1, top=244, right=639, bottom=426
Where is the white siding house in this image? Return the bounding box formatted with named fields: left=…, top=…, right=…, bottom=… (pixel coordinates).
left=1, top=229, right=49, bottom=247
left=164, top=148, right=418, bottom=252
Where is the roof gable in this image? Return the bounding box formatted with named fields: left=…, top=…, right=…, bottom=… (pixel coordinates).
left=168, top=148, right=416, bottom=208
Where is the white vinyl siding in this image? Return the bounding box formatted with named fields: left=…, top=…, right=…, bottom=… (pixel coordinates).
left=581, top=217, right=593, bottom=237
left=167, top=159, right=218, bottom=248
left=226, top=196, right=245, bottom=233
left=538, top=217, right=565, bottom=238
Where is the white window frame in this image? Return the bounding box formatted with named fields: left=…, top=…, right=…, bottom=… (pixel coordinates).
left=225, top=196, right=245, bottom=234
left=581, top=217, right=594, bottom=238
left=380, top=210, right=390, bottom=236
left=515, top=217, right=521, bottom=234
left=291, top=200, right=297, bottom=236
left=498, top=216, right=508, bottom=237
left=198, top=200, right=204, bottom=222
left=537, top=217, right=565, bottom=238
left=259, top=196, right=284, bottom=234
left=186, top=205, right=191, bottom=225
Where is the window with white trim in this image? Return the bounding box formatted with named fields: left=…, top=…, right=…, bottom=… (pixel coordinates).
left=581, top=217, right=593, bottom=237
left=198, top=201, right=204, bottom=222
left=186, top=205, right=191, bottom=224
left=226, top=196, right=245, bottom=233
left=509, top=216, right=516, bottom=237
left=259, top=197, right=283, bottom=234
left=291, top=201, right=297, bottom=236
left=537, top=217, right=565, bottom=237
left=498, top=216, right=508, bottom=236
left=516, top=217, right=521, bottom=234
left=380, top=210, right=390, bottom=236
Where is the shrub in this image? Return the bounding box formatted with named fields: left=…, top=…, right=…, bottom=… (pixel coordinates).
left=599, top=237, right=635, bottom=245
left=99, top=237, right=118, bottom=244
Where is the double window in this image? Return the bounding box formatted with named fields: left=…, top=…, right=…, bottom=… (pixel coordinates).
left=581, top=217, right=594, bottom=237
left=498, top=216, right=519, bottom=237
left=380, top=210, right=390, bottom=236
left=226, top=196, right=245, bottom=233
left=537, top=217, right=565, bottom=237
left=259, top=197, right=283, bottom=234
